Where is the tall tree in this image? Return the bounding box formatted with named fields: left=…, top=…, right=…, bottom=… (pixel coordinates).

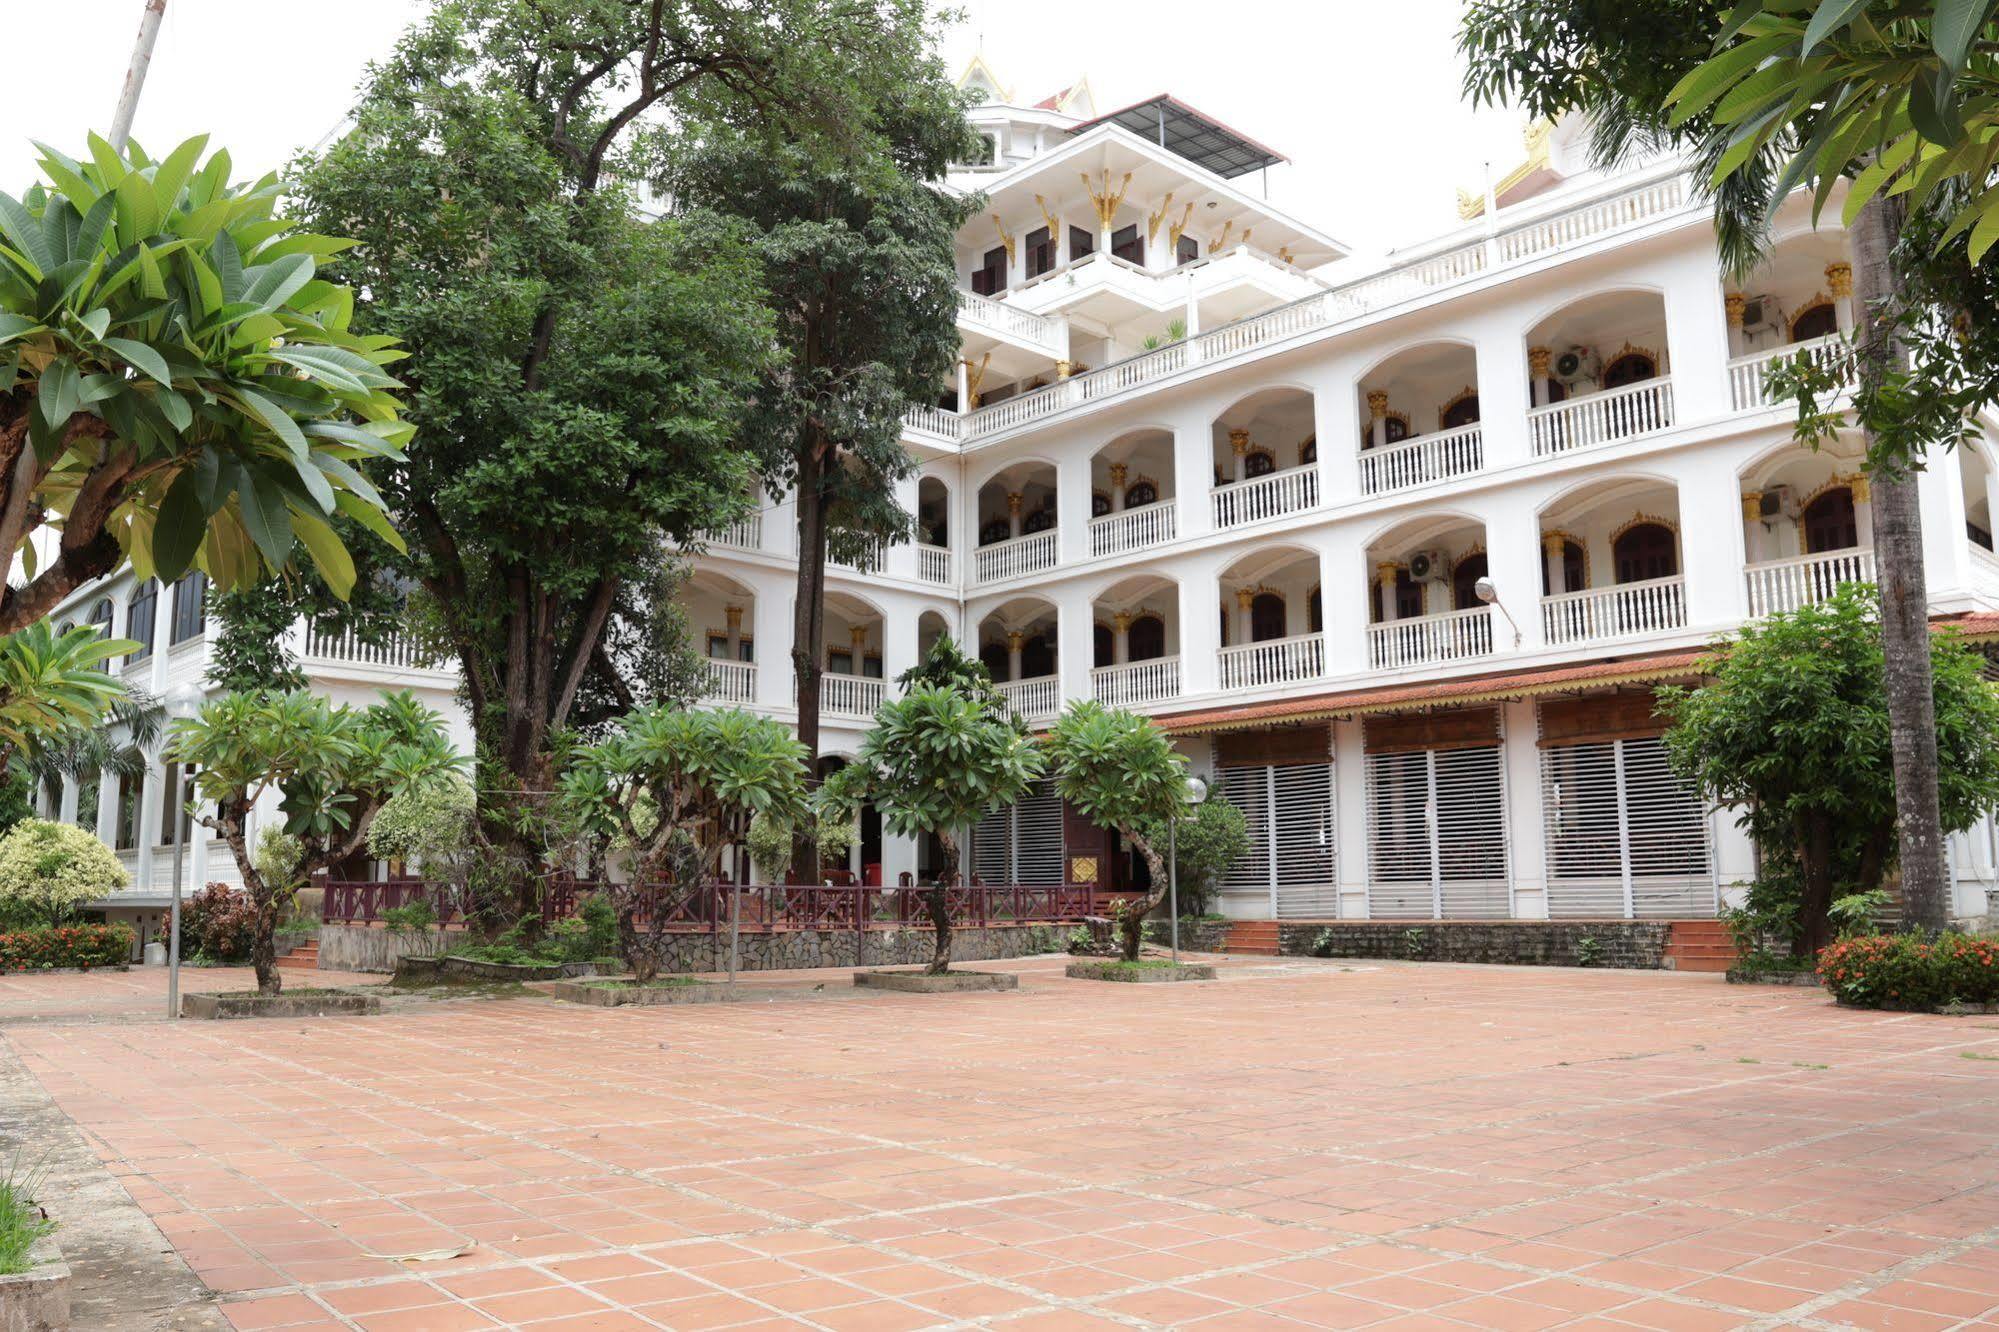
left=1457, top=0, right=1956, bottom=930
left=290, top=0, right=953, bottom=919
left=0, top=135, right=410, bottom=632
left=671, top=77, right=977, bottom=878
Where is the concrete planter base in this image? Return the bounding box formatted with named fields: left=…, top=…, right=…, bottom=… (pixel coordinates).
left=391, top=956, right=446, bottom=984
left=546, top=979, right=740, bottom=1007
left=180, top=989, right=380, bottom=1020
left=440, top=957, right=592, bottom=983
left=1726, top=968, right=1822, bottom=986
left=853, top=969, right=1018, bottom=993
left=1066, top=960, right=1216, bottom=984
left=0, top=1236, right=68, bottom=1331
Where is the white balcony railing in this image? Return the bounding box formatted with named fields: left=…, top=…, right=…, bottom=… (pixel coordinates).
left=302, top=625, right=427, bottom=670
left=1358, top=425, right=1484, bottom=496
left=1212, top=466, right=1319, bottom=530
left=915, top=544, right=951, bottom=585
left=703, top=659, right=756, bottom=704
left=1541, top=575, right=1687, bottom=645
left=932, top=169, right=1691, bottom=447
left=1744, top=548, right=1876, bottom=617
left=1367, top=607, right=1494, bottom=671
left=957, top=290, right=1064, bottom=353
left=903, top=405, right=965, bottom=442
left=1089, top=503, right=1177, bottom=558
left=973, top=530, right=1059, bottom=584
left=1218, top=633, right=1324, bottom=691
left=820, top=672, right=884, bottom=719
left=997, top=675, right=1060, bottom=723
left=1528, top=378, right=1676, bottom=457
left=829, top=540, right=887, bottom=574
left=1728, top=334, right=1854, bottom=412
left=706, top=512, right=761, bottom=551
left=1092, top=657, right=1181, bottom=708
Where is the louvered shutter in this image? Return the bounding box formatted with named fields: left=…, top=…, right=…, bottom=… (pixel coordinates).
left=1542, top=737, right=1712, bottom=917
left=1367, top=746, right=1509, bottom=918
left=1215, top=767, right=1273, bottom=910
left=1014, top=781, right=1066, bottom=885
left=1272, top=763, right=1337, bottom=917
left=972, top=806, right=1010, bottom=884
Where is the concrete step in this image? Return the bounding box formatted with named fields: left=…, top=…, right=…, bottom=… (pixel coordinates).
left=1222, top=921, right=1282, bottom=957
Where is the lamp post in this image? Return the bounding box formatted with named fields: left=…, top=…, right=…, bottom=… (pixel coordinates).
left=1473, top=576, right=1523, bottom=650
left=161, top=684, right=203, bottom=1022
left=1170, top=775, right=1208, bottom=963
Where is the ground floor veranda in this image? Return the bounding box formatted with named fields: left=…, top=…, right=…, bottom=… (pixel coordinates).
left=7, top=959, right=1999, bottom=1331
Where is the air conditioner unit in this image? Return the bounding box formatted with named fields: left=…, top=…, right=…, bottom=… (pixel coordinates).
left=1554, top=344, right=1601, bottom=389
left=1406, top=549, right=1447, bottom=582
left=1759, top=484, right=1798, bottom=520
left=1740, top=292, right=1785, bottom=346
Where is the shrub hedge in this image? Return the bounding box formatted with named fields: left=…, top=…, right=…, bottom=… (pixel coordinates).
left=1819, top=932, right=1999, bottom=1010
left=0, top=923, right=133, bottom=972
left=180, top=883, right=256, bottom=963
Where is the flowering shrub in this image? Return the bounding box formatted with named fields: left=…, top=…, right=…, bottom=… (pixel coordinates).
left=0, top=923, right=133, bottom=972
left=1819, top=933, right=1999, bottom=1010
left=0, top=819, right=128, bottom=926
left=179, top=883, right=256, bottom=963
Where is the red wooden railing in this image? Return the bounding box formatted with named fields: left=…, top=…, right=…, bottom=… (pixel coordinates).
left=320, top=878, right=1139, bottom=931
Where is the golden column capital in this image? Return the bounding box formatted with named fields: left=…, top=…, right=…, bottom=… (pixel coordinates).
left=1375, top=560, right=1400, bottom=588
left=1235, top=587, right=1256, bottom=610
left=1006, top=491, right=1023, bottom=515
left=724, top=604, right=744, bottom=628
left=1107, top=462, right=1128, bottom=486
left=1054, top=359, right=1076, bottom=379
left=1526, top=346, right=1553, bottom=377
left=1724, top=292, right=1746, bottom=327
left=1850, top=473, right=1871, bottom=503
left=1228, top=428, right=1250, bottom=455
left=1740, top=491, right=1762, bottom=522
left=1005, top=629, right=1024, bottom=651
left=1825, top=262, right=1854, bottom=299
left=1112, top=611, right=1132, bottom=632
left=1365, top=389, right=1390, bottom=420
left=850, top=625, right=868, bottom=651
left=1542, top=531, right=1567, bottom=558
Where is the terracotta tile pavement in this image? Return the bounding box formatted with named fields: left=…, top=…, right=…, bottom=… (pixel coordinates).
left=9, top=954, right=1999, bottom=1330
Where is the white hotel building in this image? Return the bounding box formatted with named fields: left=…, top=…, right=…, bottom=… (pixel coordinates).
left=40, top=60, right=1999, bottom=936
left=685, top=60, right=1999, bottom=924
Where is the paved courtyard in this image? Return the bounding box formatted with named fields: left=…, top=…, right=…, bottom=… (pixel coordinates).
left=7, top=955, right=1999, bottom=1331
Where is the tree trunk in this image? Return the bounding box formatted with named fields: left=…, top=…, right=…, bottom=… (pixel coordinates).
left=1795, top=816, right=1836, bottom=958
left=1851, top=193, right=1950, bottom=933
left=1121, top=839, right=1170, bottom=962
left=790, top=441, right=829, bottom=885
left=927, top=835, right=959, bottom=974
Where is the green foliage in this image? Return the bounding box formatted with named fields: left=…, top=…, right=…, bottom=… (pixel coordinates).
left=254, top=826, right=304, bottom=892
left=1662, top=585, right=1999, bottom=950
left=1830, top=888, right=1895, bottom=939
left=0, top=135, right=410, bottom=627
left=0, top=1156, right=55, bottom=1274
left=0, top=818, right=126, bottom=927
left=0, top=623, right=140, bottom=759
left=576, top=893, right=618, bottom=960
left=1135, top=798, right=1249, bottom=917
left=179, top=883, right=254, bottom=963
left=0, top=922, right=131, bottom=972
left=168, top=690, right=462, bottom=992
left=1575, top=934, right=1603, bottom=968
left=1820, top=932, right=1999, bottom=1009
left=367, top=775, right=475, bottom=879
left=895, top=636, right=1015, bottom=726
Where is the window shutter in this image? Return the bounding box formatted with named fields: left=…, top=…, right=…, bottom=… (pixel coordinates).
left=1542, top=736, right=1712, bottom=917
left=1272, top=763, right=1337, bottom=917
left=1215, top=767, right=1272, bottom=905
left=1366, top=745, right=1509, bottom=918
left=1014, top=781, right=1065, bottom=885
left=973, top=805, right=1010, bottom=884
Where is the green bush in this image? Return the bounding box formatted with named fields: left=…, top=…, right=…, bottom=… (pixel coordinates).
left=179, top=884, right=255, bottom=963
left=1819, top=932, right=1999, bottom=1009
left=0, top=923, right=132, bottom=972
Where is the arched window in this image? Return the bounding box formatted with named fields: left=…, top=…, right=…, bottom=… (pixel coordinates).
left=1375, top=569, right=1426, bottom=622
left=1020, top=633, right=1055, bottom=678
left=1124, top=479, right=1158, bottom=508
left=1441, top=393, right=1481, bottom=430
left=1091, top=490, right=1112, bottom=518
left=1382, top=415, right=1411, bottom=445
left=86, top=597, right=113, bottom=639
left=1602, top=350, right=1658, bottom=390
left=1093, top=623, right=1114, bottom=668
left=1451, top=552, right=1490, bottom=611
left=1613, top=522, right=1678, bottom=583
left=125, top=579, right=159, bottom=662
left=1791, top=301, right=1838, bottom=342
left=1802, top=486, right=1858, bottom=553
left=1127, top=614, right=1166, bottom=661
left=1250, top=593, right=1286, bottom=642
left=1541, top=539, right=1587, bottom=595
left=1243, top=449, right=1277, bottom=479
left=979, top=516, right=1011, bottom=546
left=1021, top=504, right=1055, bottom=534
left=1299, top=436, right=1317, bottom=466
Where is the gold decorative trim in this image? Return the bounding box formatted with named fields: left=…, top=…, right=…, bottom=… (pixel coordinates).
left=1724, top=292, right=1746, bottom=328
left=1146, top=192, right=1175, bottom=246
left=1365, top=389, right=1389, bottom=419
left=1032, top=194, right=1060, bottom=242
left=1081, top=170, right=1132, bottom=228
left=1209, top=220, right=1235, bottom=253
left=1789, top=293, right=1834, bottom=337
left=1166, top=202, right=1196, bottom=251
left=1609, top=511, right=1679, bottom=547
left=991, top=215, right=1014, bottom=262
left=1437, top=386, right=1479, bottom=431
left=1607, top=341, right=1659, bottom=371
left=1298, top=435, right=1317, bottom=466
left=1825, top=262, right=1854, bottom=299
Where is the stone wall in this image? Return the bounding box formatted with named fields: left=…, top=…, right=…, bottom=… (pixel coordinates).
left=320, top=921, right=1076, bottom=975
left=1276, top=920, right=1672, bottom=970
left=1142, top=918, right=1231, bottom=953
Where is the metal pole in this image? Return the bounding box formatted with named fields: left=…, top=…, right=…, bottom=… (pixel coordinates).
left=727, top=881, right=740, bottom=983
left=1169, top=819, right=1180, bottom=963
left=165, top=760, right=184, bottom=1020
left=109, top=0, right=168, bottom=152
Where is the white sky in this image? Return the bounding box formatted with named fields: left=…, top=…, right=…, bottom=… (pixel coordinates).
left=2, top=0, right=1528, bottom=261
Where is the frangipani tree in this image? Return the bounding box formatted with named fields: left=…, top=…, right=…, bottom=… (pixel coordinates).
left=169, top=690, right=462, bottom=994
left=818, top=683, right=1042, bottom=974
left=558, top=707, right=808, bottom=984
left=0, top=134, right=410, bottom=631
left=1044, top=702, right=1192, bottom=963
left=0, top=817, right=128, bottom=927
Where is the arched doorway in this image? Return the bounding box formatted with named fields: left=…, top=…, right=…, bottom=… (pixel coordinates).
left=1802, top=486, right=1858, bottom=553
left=1127, top=614, right=1166, bottom=661
left=1601, top=348, right=1658, bottom=389
left=1542, top=538, right=1587, bottom=596
left=1613, top=522, right=1678, bottom=583
left=1451, top=552, right=1489, bottom=611
left=1249, top=593, right=1286, bottom=642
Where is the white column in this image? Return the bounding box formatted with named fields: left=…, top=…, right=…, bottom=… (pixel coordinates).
left=1172, top=416, right=1215, bottom=539
left=1056, top=452, right=1092, bottom=566
left=1526, top=346, right=1550, bottom=408
left=1660, top=238, right=1734, bottom=423
left=1827, top=262, right=1855, bottom=333
left=1055, top=589, right=1094, bottom=709
left=956, top=358, right=970, bottom=413
left=1319, top=531, right=1370, bottom=679
left=1311, top=370, right=1360, bottom=509
left=1541, top=530, right=1566, bottom=596
left=751, top=580, right=791, bottom=710
left=1229, top=428, right=1249, bottom=483
left=1365, top=393, right=1388, bottom=451
left=1853, top=474, right=1876, bottom=548
left=1501, top=700, right=1547, bottom=919
left=1233, top=588, right=1254, bottom=644
left=1677, top=457, right=1751, bottom=626
left=1474, top=316, right=1533, bottom=469
left=882, top=602, right=918, bottom=684
left=1485, top=498, right=1544, bottom=649
left=1006, top=491, right=1023, bottom=541
left=1006, top=630, right=1024, bottom=681
left=1108, top=462, right=1128, bottom=512
left=1739, top=492, right=1766, bottom=565
left=1176, top=555, right=1224, bottom=696
left=1332, top=718, right=1368, bottom=918
left=1112, top=614, right=1130, bottom=665
left=1919, top=441, right=1974, bottom=601
left=1375, top=562, right=1400, bottom=625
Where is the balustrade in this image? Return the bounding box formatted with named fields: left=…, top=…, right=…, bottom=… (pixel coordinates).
left=1212, top=466, right=1318, bottom=530
left=997, top=675, right=1060, bottom=723
left=1744, top=549, right=1875, bottom=617
left=1218, top=633, right=1324, bottom=691
left=915, top=544, right=952, bottom=584
left=1091, top=657, right=1181, bottom=707
left=973, top=529, right=1059, bottom=583
left=1541, top=576, right=1687, bottom=645
left=1727, top=334, right=1855, bottom=411
left=1528, top=378, right=1675, bottom=457
left=702, top=659, right=757, bottom=704
left=1089, top=503, right=1177, bottom=557
left=819, top=672, right=885, bottom=718
left=1358, top=425, right=1484, bottom=495
left=1366, top=607, right=1494, bottom=671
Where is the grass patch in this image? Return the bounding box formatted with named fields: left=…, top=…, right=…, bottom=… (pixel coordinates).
left=1961, top=1051, right=1999, bottom=1062
left=0, top=1159, right=54, bottom=1275
left=1101, top=958, right=1186, bottom=971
